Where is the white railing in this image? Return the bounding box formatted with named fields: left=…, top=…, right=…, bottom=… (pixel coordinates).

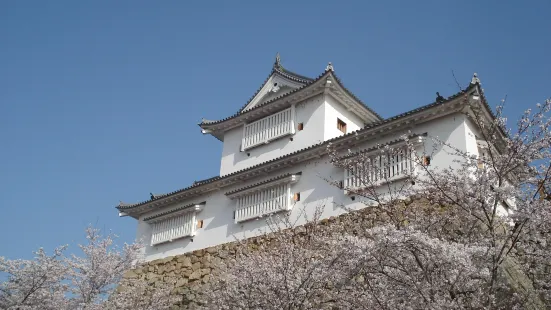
left=344, top=146, right=413, bottom=190
left=150, top=212, right=196, bottom=246
left=235, top=184, right=290, bottom=223
left=242, top=107, right=295, bottom=150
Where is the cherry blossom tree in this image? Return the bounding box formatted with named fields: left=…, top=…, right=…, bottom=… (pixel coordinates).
left=0, top=227, right=174, bottom=310
left=208, top=95, right=551, bottom=309
left=206, top=213, right=490, bottom=310
left=0, top=246, right=68, bottom=310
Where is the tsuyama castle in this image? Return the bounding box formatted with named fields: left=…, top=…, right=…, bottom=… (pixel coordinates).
left=117, top=54, right=491, bottom=261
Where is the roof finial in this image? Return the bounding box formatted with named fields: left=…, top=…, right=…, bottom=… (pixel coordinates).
left=274, top=52, right=281, bottom=68
left=436, top=92, right=445, bottom=103
left=470, top=72, right=481, bottom=85
left=325, top=62, right=334, bottom=71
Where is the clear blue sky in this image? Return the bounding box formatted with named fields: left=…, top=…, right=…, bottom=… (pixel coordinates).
left=1, top=1, right=549, bottom=260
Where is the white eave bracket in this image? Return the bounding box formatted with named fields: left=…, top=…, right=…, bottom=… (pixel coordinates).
left=226, top=173, right=301, bottom=200
left=143, top=202, right=206, bottom=223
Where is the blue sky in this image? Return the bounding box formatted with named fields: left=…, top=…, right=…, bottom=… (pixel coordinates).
left=1, top=1, right=549, bottom=260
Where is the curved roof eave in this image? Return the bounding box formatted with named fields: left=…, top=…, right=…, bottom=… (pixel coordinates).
left=236, top=57, right=314, bottom=114
left=198, top=69, right=331, bottom=128
left=198, top=69, right=384, bottom=131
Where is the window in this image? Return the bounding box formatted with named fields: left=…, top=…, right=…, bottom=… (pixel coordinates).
left=477, top=139, right=489, bottom=170
left=345, top=145, right=413, bottom=189
left=337, top=118, right=347, bottom=133
left=150, top=213, right=196, bottom=246
left=242, top=107, right=295, bottom=150
left=342, top=136, right=426, bottom=192
left=234, top=184, right=290, bottom=223
left=297, top=123, right=304, bottom=131
left=144, top=203, right=205, bottom=246
left=423, top=156, right=431, bottom=166
left=226, top=173, right=301, bottom=223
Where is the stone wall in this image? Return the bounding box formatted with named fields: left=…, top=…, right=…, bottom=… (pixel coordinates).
left=123, top=198, right=422, bottom=309
left=123, top=243, right=235, bottom=308
left=122, top=197, right=543, bottom=309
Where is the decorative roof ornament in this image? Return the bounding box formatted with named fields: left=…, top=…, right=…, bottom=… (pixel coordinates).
left=471, top=72, right=481, bottom=85
left=436, top=92, right=445, bottom=103
left=274, top=52, right=281, bottom=69
left=150, top=192, right=164, bottom=200
left=269, top=82, right=281, bottom=93
left=325, top=62, right=334, bottom=71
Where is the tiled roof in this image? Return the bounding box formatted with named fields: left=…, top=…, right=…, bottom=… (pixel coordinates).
left=142, top=202, right=205, bottom=221
left=200, top=69, right=329, bottom=126
left=192, top=176, right=219, bottom=186
left=234, top=65, right=313, bottom=115
left=274, top=64, right=314, bottom=84
left=200, top=68, right=384, bottom=128
left=335, top=133, right=427, bottom=161
left=119, top=82, right=485, bottom=213
left=225, top=172, right=302, bottom=196
left=330, top=71, right=383, bottom=121
left=117, top=176, right=219, bottom=210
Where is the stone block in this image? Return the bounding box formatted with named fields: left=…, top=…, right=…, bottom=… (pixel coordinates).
left=191, top=262, right=201, bottom=271
left=188, top=270, right=202, bottom=280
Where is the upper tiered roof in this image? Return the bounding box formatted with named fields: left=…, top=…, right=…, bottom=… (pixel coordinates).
left=199, top=54, right=383, bottom=140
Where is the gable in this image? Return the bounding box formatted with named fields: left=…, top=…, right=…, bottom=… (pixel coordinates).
left=242, top=71, right=309, bottom=112
left=240, top=54, right=313, bottom=112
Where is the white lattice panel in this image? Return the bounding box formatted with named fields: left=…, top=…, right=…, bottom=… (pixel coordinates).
left=242, top=107, right=294, bottom=150
left=150, top=212, right=196, bottom=245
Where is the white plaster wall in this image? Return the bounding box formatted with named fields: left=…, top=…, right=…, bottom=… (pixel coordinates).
left=137, top=158, right=364, bottom=262
left=415, top=113, right=469, bottom=171
left=464, top=116, right=483, bottom=156
left=345, top=112, right=469, bottom=172
left=137, top=112, right=471, bottom=262
left=463, top=116, right=511, bottom=216
left=219, top=95, right=327, bottom=176
left=323, top=94, right=364, bottom=140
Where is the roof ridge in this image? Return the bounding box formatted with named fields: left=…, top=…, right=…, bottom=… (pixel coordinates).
left=273, top=52, right=313, bottom=83
left=201, top=70, right=384, bottom=128
left=235, top=67, right=313, bottom=114
left=329, top=71, right=383, bottom=121
left=275, top=66, right=314, bottom=83
left=200, top=70, right=331, bottom=127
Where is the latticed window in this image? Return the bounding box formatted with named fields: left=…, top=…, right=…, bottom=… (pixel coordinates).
left=344, top=145, right=413, bottom=190
left=144, top=203, right=205, bottom=246
left=241, top=107, right=295, bottom=150
left=235, top=184, right=290, bottom=223
left=226, top=173, right=301, bottom=223
left=150, top=213, right=196, bottom=246
left=342, top=136, right=426, bottom=191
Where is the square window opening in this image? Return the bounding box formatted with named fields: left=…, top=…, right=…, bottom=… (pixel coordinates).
left=423, top=156, right=431, bottom=166
left=337, top=118, right=347, bottom=133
